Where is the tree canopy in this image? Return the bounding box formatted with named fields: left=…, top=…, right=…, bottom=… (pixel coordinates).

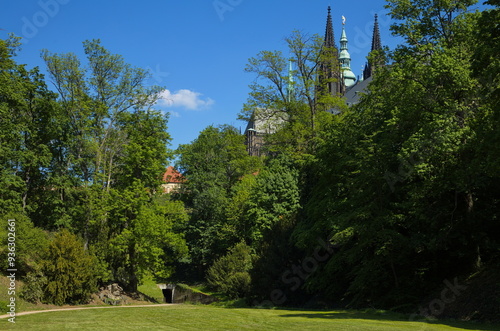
left=1, top=1, right=499, bottom=317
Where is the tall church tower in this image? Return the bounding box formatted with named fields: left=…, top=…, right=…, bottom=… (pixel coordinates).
left=316, top=6, right=344, bottom=103
left=339, top=17, right=356, bottom=88
left=363, top=14, right=382, bottom=80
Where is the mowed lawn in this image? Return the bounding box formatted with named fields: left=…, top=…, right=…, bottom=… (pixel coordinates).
left=2, top=305, right=499, bottom=331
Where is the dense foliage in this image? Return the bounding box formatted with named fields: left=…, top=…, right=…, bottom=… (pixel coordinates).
left=40, top=229, right=97, bottom=305
left=1, top=0, right=499, bottom=314
left=207, top=241, right=252, bottom=299
left=0, top=37, right=187, bottom=303
left=238, top=0, right=498, bottom=311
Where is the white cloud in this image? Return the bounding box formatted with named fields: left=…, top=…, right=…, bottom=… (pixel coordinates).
left=157, top=89, right=214, bottom=110
left=168, top=111, right=181, bottom=118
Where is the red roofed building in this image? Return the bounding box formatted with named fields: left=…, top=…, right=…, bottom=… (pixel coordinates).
left=162, top=166, right=185, bottom=194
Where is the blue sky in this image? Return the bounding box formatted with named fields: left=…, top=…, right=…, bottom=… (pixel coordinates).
left=2, top=0, right=478, bottom=152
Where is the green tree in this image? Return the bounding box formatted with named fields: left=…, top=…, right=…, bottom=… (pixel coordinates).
left=241, top=30, right=345, bottom=156
left=472, top=0, right=500, bottom=179
left=207, top=241, right=253, bottom=299
left=223, top=174, right=257, bottom=245
left=107, top=186, right=188, bottom=291
left=385, top=0, right=478, bottom=48
left=32, top=39, right=186, bottom=292
left=41, top=229, right=97, bottom=305
left=176, top=125, right=260, bottom=274
left=103, top=108, right=183, bottom=292
left=292, top=0, right=500, bottom=309
left=247, top=156, right=301, bottom=245
left=0, top=36, right=58, bottom=217
left=40, top=39, right=163, bottom=239
left=0, top=213, right=49, bottom=279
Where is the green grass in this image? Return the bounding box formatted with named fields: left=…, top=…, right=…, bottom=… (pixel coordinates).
left=137, top=276, right=164, bottom=303
left=2, top=305, right=499, bottom=331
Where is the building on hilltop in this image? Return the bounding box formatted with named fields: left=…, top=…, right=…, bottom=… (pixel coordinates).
left=318, top=7, right=383, bottom=108
left=244, top=107, right=288, bottom=157
left=244, top=61, right=294, bottom=157
left=162, top=166, right=185, bottom=194
left=316, top=6, right=383, bottom=102
left=244, top=6, right=383, bottom=155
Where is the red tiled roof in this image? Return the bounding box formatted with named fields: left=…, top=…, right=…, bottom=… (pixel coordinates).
left=162, top=166, right=185, bottom=183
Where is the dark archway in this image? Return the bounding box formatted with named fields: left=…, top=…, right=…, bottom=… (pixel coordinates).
left=162, top=288, right=173, bottom=303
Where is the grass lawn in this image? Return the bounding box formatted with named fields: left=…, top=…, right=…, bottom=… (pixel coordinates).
left=2, top=305, right=499, bottom=331
left=137, top=276, right=165, bottom=303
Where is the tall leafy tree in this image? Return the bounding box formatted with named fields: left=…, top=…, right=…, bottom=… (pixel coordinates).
left=40, top=39, right=163, bottom=238
left=35, top=39, right=185, bottom=291
left=241, top=31, right=344, bottom=156
left=104, top=109, right=188, bottom=291
left=107, top=185, right=188, bottom=291
left=176, top=125, right=260, bottom=274
left=247, top=156, right=301, bottom=245
left=0, top=36, right=58, bottom=217
left=293, top=0, right=500, bottom=308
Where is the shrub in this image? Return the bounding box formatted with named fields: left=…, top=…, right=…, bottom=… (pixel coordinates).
left=0, top=213, right=49, bottom=277
left=21, top=271, right=47, bottom=304
left=41, top=229, right=97, bottom=305
left=207, top=242, right=252, bottom=299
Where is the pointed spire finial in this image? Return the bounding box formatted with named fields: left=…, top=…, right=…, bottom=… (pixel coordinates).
left=316, top=5, right=344, bottom=100
left=324, top=6, right=335, bottom=47
left=364, top=14, right=383, bottom=80
left=371, top=13, right=382, bottom=51
left=339, top=17, right=356, bottom=87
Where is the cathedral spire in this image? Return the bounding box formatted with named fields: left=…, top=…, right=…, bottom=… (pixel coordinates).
left=371, top=14, right=382, bottom=52
left=316, top=6, right=344, bottom=104
left=363, top=14, right=383, bottom=80
left=324, top=6, right=335, bottom=48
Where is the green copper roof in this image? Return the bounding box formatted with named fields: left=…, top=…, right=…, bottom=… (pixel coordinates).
left=340, top=26, right=348, bottom=45
left=338, top=18, right=356, bottom=87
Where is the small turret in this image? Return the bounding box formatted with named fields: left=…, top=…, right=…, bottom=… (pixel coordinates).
left=339, top=16, right=356, bottom=88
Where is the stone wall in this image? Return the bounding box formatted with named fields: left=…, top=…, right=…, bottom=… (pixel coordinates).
left=159, top=284, right=216, bottom=304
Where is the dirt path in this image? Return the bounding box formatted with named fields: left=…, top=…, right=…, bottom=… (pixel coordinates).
left=0, top=303, right=176, bottom=319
